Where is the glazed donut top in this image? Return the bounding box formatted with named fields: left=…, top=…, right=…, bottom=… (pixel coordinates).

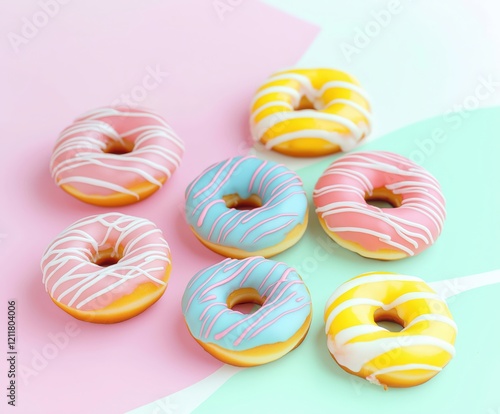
left=324, top=272, right=457, bottom=384
left=41, top=213, right=171, bottom=311
left=313, top=151, right=446, bottom=257
left=51, top=106, right=184, bottom=200
left=182, top=257, right=312, bottom=351
left=185, top=155, right=307, bottom=252
left=250, top=68, right=372, bottom=152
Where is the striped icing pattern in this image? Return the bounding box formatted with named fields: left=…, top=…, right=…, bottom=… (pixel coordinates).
left=41, top=213, right=171, bottom=311
left=182, top=257, right=312, bottom=351
left=51, top=106, right=184, bottom=201
left=324, top=272, right=456, bottom=387
left=185, top=156, right=307, bottom=253
left=250, top=68, right=372, bottom=152
left=313, top=151, right=446, bottom=258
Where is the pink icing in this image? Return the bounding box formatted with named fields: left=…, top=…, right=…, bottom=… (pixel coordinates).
left=216, top=278, right=303, bottom=346
left=182, top=257, right=312, bottom=353
left=197, top=199, right=225, bottom=227
left=247, top=161, right=267, bottom=192
left=50, top=106, right=184, bottom=199
left=253, top=219, right=296, bottom=243
left=313, top=151, right=446, bottom=257
left=193, top=159, right=233, bottom=199
left=248, top=301, right=311, bottom=340
left=191, top=157, right=252, bottom=206
left=239, top=213, right=298, bottom=243
left=41, top=213, right=171, bottom=311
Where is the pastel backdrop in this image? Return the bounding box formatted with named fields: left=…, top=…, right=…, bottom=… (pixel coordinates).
left=1, top=1, right=499, bottom=413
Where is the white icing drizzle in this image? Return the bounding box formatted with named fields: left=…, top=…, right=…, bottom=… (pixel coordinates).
left=264, top=129, right=358, bottom=152
left=51, top=107, right=184, bottom=200
left=332, top=324, right=386, bottom=347
left=325, top=98, right=373, bottom=132
left=325, top=291, right=443, bottom=333
left=406, top=314, right=457, bottom=331
left=250, top=101, right=293, bottom=123
left=57, top=176, right=140, bottom=199
left=324, top=272, right=456, bottom=377
left=250, top=70, right=372, bottom=150
left=41, top=213, right=170, bottom=310
left=324, top=273, right=425, bottom=311
left=251, top=86, right=302, bottom=108
left=264, top=73, right=371, bottom=107
left=327, top=333, right=455, bottom=374
left=253, top=110, right=364, bottom=142
left=314, top=152, right=446, bottom=257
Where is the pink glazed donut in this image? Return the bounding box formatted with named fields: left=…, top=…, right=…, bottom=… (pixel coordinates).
left=313, top=151, right=446, bottom=260
left=41, top=213, right=172, bottom=323
left=50, top=106, right=184, bottom=206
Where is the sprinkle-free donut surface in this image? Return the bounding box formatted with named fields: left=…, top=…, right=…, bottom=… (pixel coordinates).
left=41, top=213, right=171, bottom=323
left=51, top=106, right=184, bottom=206
left=185, top=155, right=308, bottom=258
left=250, top=68, right=372, bottom=157
left=182, top=257, right=312, bottom=366
left=313, top=151, right=446, bottom=260
left=324, top=272, right=457, bottom=388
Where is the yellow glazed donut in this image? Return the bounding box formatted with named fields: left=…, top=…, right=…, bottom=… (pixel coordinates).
left=324, top=272, right=456, bottom=388
left=250, top=68, right=372, bottom=157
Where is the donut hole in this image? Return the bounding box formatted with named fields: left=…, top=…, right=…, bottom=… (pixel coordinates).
left=376, top=320, right=404, bottom=332
left=223, top=194, right=262, bottom=211
left=103, top=139, right=134, bottom=155
left=294, top=95, right=318, bottom=111
left=227, top=288, right=265, bottom=314
left=93, top=248, right=122, bottom=267
left=365, top=187, right=403, bottom=209
left=374, top=308, right=404, bottom=332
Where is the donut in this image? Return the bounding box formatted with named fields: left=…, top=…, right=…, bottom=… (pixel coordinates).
left=185, top=155, right=308, bottom=258
left=250, top=68, right=372, bottom=157
left=182, top=257, right=312, bottom=366
left=324, top=272, right=457, bottom=388
left=41, top=213, right=171, bottom=323
left=51, top=106, right=184, bottom=206
left=313, top=151, right=446, bottom=260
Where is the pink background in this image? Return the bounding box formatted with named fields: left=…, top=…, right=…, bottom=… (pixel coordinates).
left=0, top=1, right=318, bottom=412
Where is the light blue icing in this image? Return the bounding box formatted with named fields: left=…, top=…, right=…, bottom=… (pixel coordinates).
left=182, top=257, right=312, bottom=352
left=185, top=155, right=307, bottom=252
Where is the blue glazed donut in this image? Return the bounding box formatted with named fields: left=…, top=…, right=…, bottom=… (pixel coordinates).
left=185, top=156, right=308, bottom=258
left=182, top=257, right=312, bottom=366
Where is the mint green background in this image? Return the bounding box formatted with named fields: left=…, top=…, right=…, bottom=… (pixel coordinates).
left=195, top=108, right=500, bottom=414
